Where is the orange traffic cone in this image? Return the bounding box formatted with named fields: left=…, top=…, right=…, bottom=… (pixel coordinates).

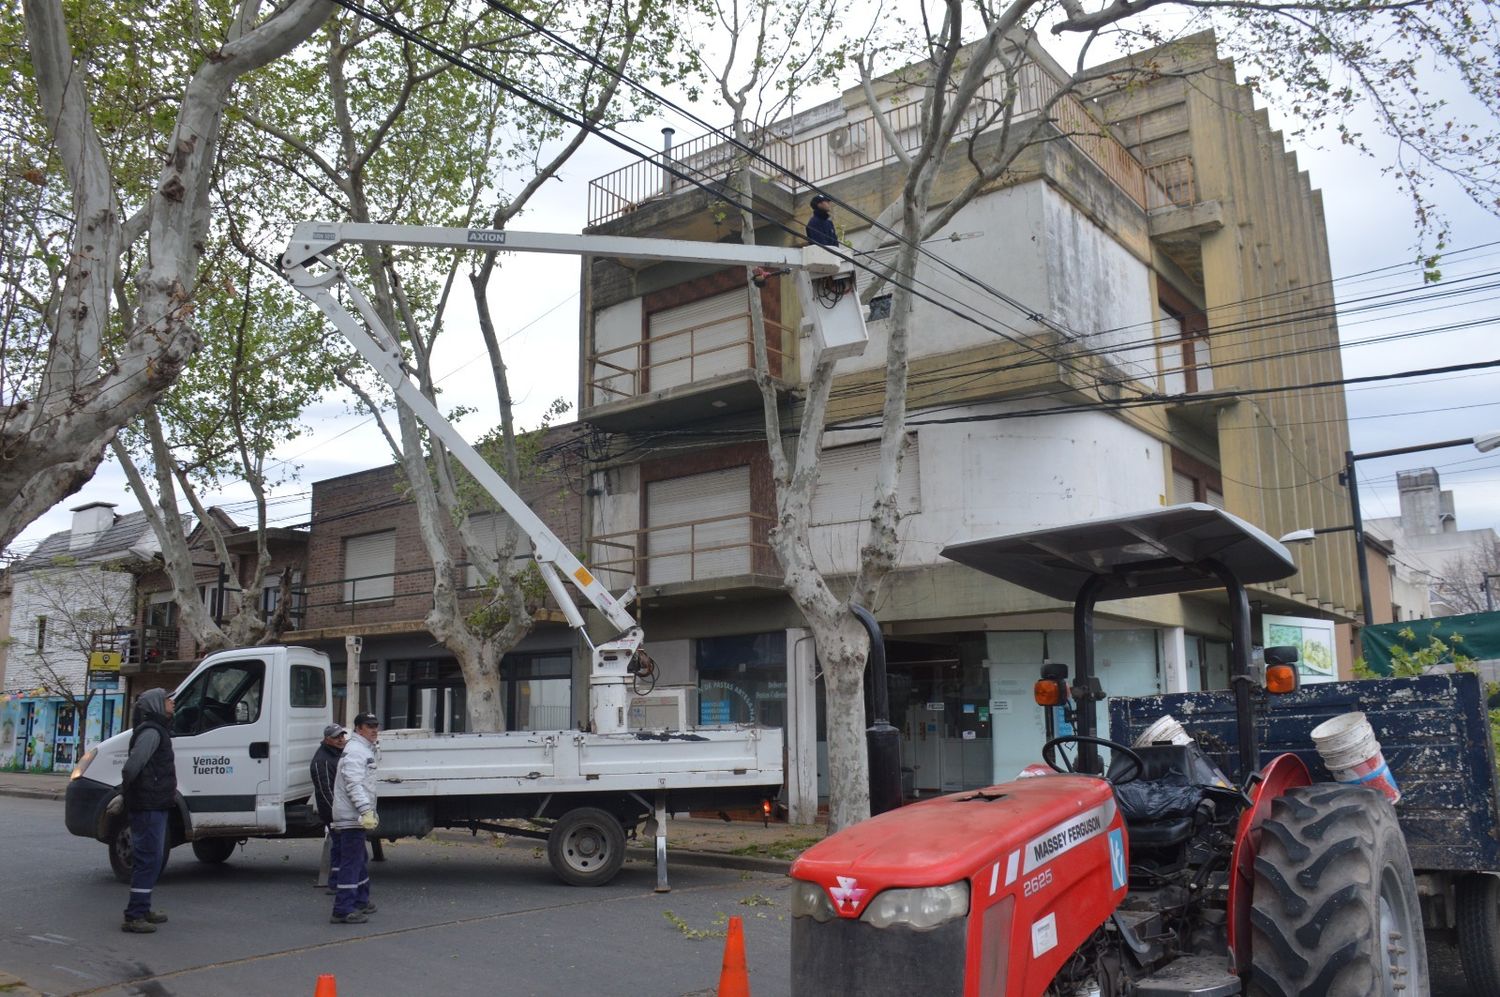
left=313, top=974, right=337, bottom=997
left=718, top=915, right=750, bottom=997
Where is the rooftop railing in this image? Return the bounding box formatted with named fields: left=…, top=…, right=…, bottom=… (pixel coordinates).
left=588, top=63, right=1190, bottom=225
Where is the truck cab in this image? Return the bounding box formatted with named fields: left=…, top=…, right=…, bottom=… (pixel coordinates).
left=66, top=646, right=333, bottom=877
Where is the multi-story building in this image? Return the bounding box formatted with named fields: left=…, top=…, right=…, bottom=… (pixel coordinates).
left=283, top=428, right=588, bottom=732
left=0, top=502, right=142, bottom=771
left=1367, top=467, right=1500, bottom=615
left=124, top=508, right=310, bottom=703
left=578, top=32, right=1356, bottom=820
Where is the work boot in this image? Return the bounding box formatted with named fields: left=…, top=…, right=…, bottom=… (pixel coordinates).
left=360, top=901, right=377, bottom=914
left=121, top=918, right=157, bottom=933
left=329, top=911, right=368, bottom=924
left=144, top=910, right=168, bottom=924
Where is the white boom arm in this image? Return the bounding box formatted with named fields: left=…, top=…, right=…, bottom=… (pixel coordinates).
left=282, top=221, right=867, bottom=733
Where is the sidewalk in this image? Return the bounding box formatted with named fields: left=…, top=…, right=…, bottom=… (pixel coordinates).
left=0, top=769, right=827, bottom=869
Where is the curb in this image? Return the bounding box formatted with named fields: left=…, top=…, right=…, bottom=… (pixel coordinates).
left=0, top=786, right=66, bottom=802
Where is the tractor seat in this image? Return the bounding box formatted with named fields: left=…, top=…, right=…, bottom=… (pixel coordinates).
left=1108, top=744, right=1225, bottom=848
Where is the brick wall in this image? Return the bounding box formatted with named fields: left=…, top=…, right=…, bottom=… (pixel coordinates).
left=303, top=427, right=587, bottom=631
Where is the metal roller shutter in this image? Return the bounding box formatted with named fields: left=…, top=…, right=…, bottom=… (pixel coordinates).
left=647, top=289, right=750, bottom=390
left=343, top=530, right=395, bottom=602
left=646, top=466, right=751, bottom=583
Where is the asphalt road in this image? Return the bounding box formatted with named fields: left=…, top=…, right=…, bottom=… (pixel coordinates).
left=0, top=797, right=791, bottom=997
left=3, top=796, right=1475, bottom=996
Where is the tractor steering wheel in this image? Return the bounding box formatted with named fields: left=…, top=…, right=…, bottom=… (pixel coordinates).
left=1042, top=735, right=1145, bottom=786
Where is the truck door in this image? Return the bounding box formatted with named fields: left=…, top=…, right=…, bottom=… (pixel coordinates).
left=170, top=656, right=278, bottom=833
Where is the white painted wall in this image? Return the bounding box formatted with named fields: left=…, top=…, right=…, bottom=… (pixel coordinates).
left=902, top=407, right=1165, bottom=566
left=7, top=564, right=134, bottom=693
left=591, top=298, right=644, bottom=405
left=803, top=183, right=1154, bottom=382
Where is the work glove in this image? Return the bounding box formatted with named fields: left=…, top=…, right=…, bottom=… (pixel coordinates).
left=359, top=811, right=379, bottom=831
left=105, top=795, right=125, bottom=819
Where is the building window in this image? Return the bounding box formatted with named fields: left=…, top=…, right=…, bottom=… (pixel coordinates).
left=1171, top=449, right=1225, bottom=509
left=343, top=530, right=395, bottom=603
left=503, top=652, right=573, bottom=731
left=697, top=632, right=786, bottom=727
left=35, top=615, right=46, bottom=653
left=199, top=582, right=225, bottom=621
left=1157, top=284, right=1212, bottom=395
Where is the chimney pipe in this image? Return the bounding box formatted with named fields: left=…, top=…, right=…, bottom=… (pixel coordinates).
left=659, top=127, right=676, bottom=197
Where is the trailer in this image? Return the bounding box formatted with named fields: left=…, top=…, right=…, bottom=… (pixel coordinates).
left=1111, top=669, right=1500, bottom=993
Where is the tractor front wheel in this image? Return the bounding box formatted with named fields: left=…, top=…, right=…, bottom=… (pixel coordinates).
left=1249, top=783, right=1427, bottom=997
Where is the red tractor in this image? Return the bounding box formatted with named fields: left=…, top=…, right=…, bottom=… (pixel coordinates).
left=790, top=505, right=1430, bottom=996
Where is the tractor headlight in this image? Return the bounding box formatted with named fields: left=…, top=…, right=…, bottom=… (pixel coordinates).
left=862, top=882, right=970, bottom=931
left=790, top=879, right=837, bottom=922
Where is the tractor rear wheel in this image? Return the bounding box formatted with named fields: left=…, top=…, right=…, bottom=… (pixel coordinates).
left=1249, top=783, right=1427, bottom=997
left=1456, top=873, right=1500, bottom=994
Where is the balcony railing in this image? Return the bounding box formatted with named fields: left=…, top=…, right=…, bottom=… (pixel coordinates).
left=589, top=63, right=1182, bottom=225
left=294, top=563, right=570, bottom=631
left=1144, top=157, right=1198, bottom=210
left=589, top=511, right=775, bottom=586
left=588, top=313, right=787, bottom=405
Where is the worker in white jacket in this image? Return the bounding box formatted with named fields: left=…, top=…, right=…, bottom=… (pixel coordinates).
left=329, top=712, right=380, bottom=924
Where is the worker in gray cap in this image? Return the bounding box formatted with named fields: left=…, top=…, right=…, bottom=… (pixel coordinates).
left=310, top=723, right=348, bottom=891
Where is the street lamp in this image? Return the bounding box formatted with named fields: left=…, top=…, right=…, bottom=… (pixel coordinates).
left=1286, top=432, right=1500, bottom=626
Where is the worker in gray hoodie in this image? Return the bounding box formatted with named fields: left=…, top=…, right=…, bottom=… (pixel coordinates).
left=119, top=688, right=176, bottom=933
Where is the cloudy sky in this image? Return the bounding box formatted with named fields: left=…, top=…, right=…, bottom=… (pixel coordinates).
left=8, top=17, right=1497, bottom=569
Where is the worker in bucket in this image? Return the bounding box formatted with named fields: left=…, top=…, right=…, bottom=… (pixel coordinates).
left=806, top=193, right=838, bottom=247
left=310, top=723, right=348, bottom=893
left=330, top=712, right=380, bottom=924
left=118, top=688, right=176, bottom=933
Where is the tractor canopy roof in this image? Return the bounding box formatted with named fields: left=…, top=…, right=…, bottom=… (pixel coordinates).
left=940, top=503, right=1296, bottom=602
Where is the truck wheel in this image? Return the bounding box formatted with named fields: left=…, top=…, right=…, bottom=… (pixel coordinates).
left=1249, top=784, right=1428, bottom=997
left=107, top=821, right=171, bottom=884
left=191, top=838, right=237, bottom=865
left=547, top=807, right=626, bottom=887
left=1456, top=873, right=1500, bottom=993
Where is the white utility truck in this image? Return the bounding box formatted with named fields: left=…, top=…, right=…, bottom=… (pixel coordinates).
left=64, top=221, right=869, bottom=889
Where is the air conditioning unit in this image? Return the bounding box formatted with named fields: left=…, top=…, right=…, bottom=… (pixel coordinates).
left=828, top=122, right=869, bottom=158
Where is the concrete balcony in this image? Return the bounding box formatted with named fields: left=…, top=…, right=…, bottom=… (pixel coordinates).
left=584, top=311, right=791, bottom=432
left=588, top=511, right=782, bottom=603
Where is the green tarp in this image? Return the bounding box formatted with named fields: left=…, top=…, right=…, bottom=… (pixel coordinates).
left=1360, top=611, right=1500, bottom=675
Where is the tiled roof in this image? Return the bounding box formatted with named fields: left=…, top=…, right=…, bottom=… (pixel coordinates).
left=14, top=510, right=155, bottom=571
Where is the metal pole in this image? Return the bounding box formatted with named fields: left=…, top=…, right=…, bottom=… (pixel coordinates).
left=1344, top=449, right=1376, bottom=626
left=851, top=604, right=902, bottom=816
left=1072, top=575, right=1108, bottom=775
left=344, top=635, right=363, bottom=731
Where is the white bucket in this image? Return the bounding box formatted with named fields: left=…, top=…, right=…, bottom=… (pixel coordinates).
left=1310, top=712, right=1401, bottom=804
left=1133, top=714, right=1194, bottom=748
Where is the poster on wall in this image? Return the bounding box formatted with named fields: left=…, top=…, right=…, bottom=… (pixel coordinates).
left=1263, top=614, right=1338, bottom=684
